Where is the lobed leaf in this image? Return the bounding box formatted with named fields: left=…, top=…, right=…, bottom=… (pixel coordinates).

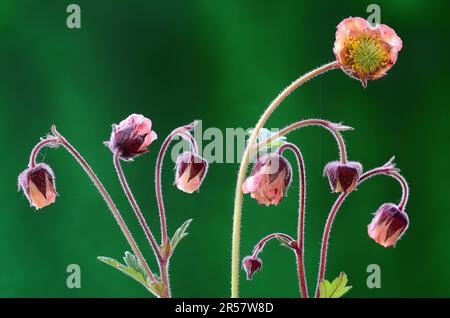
left=170, top=219, right=193, bottom=252
left=319, top=272, right=352, bottom=298
left=98, top=253, right=148, bottom=288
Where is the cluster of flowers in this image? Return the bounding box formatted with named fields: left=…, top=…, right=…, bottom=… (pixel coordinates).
left=19, top=115, right=208, bottom=209
left=18, top=16, right=409, bottom=298
left=242, top=153, right=409, bottom=279
left=231, top=17, right=408, bottom=298
left=18, top=114, right=208, bottom=298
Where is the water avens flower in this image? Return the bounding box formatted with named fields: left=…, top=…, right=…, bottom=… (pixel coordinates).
left=324, top=161, right=363, bottom=193
left=242, top=256, right=262, bottom=280
left=334, top=17, right=403, bottom=87
left=242, top=153, right=292, bottom=206
left=230, top=16, right=408, bottom=298
left=18, top=163, right=57, bottom=210
left=368, top=203, right=409, bottom=248
left=175, top=151, right=208, bottom=193
left=105, top=114, right=157, bottom=161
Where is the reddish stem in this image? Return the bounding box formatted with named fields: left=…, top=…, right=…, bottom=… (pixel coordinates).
left=113, top=152, right=163, bottom=263
left=256, top=119, right=349, bottom=164
left=251, top=232, right=295, bottom=257
left=231, top=61, right=340, bottom=297
left=278, top=143, right=308, bottom=298
left=155, top=124, right=197, bottom=245
left=391, top=172, right=408, bottom=211
left=28, top=137, right=58, bottom=168
left=315, top=193, right=346, bottom=297
left=315, top=164, right=410, bottom=297
left=48, top=126, right=157, bottom=283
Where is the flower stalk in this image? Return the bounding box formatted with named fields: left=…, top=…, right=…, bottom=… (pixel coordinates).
left=277, top=143, right=308, bottom=298
left=235, top=16, right=406, bottom=299
left=51, top=126, right=156, bottom=283
left=155, top=122, right=199, bottom=245
left=315, top=161, right=410, bottom=297
left=256, top=119, right=350, bottom=163
left=231, top=61, right=340, bottom=297
left=20, top=116, right=206, bottom=298
left=113, top=151, right=162, bottom=262
left=251, top=233, right=296, bottom=257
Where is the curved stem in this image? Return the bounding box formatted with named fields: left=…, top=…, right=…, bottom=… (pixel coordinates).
left=391, top=172, right=408, bottom=211
left=155, top=123, right=198, bottom=246
left=315, top=193, right=346, bottom=298
left=231, top=61, right=339, bottom=297
left=358, top=168, right=409, bottom=211
left=315, top=164, right=409, bottom=297
left=28, top=137, right=58, bottom=168
left=251, top=232, right=295, bottom=257
left=48, top=126, right=157, bottom=284
left=257, top=119, right=349, bottom=164
left=278, top=143, right=308, bottom=298
left=113, top=152, right=163, bottom=263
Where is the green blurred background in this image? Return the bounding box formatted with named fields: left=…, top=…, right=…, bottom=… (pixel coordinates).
left=1, top=0, right=449, bottom=297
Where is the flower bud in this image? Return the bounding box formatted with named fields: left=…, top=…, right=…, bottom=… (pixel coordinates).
left=368, top=203, right=409, bottom=248
left=105, top=114, right=157, bottom=161
left=18, top=163, right=57, bottom=210
left=324, top=161, right=362, bottom=193
left=242, top=153, right=292, bottom=206
left=333, top=17, right=403, bottom=87
left=175, top=152, right=208, bottom=193
left=242, top=256, right=262, bottom=280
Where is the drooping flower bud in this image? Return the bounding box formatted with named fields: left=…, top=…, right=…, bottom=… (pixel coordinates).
left=324, top=161, right=362, bottom=193
left=242, top=256, right=262, bottom=280
left=105, top=114, right=157, bottom=161
left=333, top=17, right=403, bottom=87
left=368, top=203, right=409, bottom=248
left=175, top=152, right=208, bottom=193
left=242, top=153, right=292, bottom=206
left=18, top=163, right=57, bottom=210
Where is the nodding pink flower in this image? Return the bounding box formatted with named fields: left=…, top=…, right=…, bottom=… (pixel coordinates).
left=175, top=152, right=208, bottom=193
left=368, top=203, right=409, bottom=248
left=324, top=161, right=362, bottom=193
left=333, top=17, right=403, bottom=87
left=18, top=163, right=57, bottom=210
left=242, top=256, right=262, bottom=280
left=242, top=153, right=292, bottom=206
left=105, top=114, right=157, bottom=161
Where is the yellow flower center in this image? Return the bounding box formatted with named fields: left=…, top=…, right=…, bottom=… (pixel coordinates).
left=343, top=35, right=390, bottom=78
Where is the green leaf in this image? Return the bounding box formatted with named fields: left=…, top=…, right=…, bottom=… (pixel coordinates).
left=123, top=251, right=147, bottom=279
left=319, top=272, right=352, bottom=298
left=97, top=254, right=148, bottom=287
left=98, top=252, right=166, bottom=297
left=170, top=219, right=193, bottom=252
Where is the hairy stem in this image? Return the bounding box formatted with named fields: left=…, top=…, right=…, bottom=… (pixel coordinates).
left=160, top=261, right=171, bottom=298
left=251, top=232, right=295, bottom=257
left=315, top=164, right=410, bottom=297
left=278, top=143, right=308, bottom=298
left=155, top=124, right=198, bottom=246
left=49, top=126, right=157, bottom=284
left=390, top=172, right=408, bottom=211
left=28, top=137, right=58, bottom=168
left=231, top=61, right=339, bottom=298
left=113, top=152, right=163, bottom=263
left=256, top=119, right=349, bottom=163
left=153, top=123, right=198, bottom=298
left=315, top=192, right=346, bottom=298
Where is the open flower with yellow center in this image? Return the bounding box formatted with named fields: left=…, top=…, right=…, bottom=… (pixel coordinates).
left=334, top=17, right=403, bottom=87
